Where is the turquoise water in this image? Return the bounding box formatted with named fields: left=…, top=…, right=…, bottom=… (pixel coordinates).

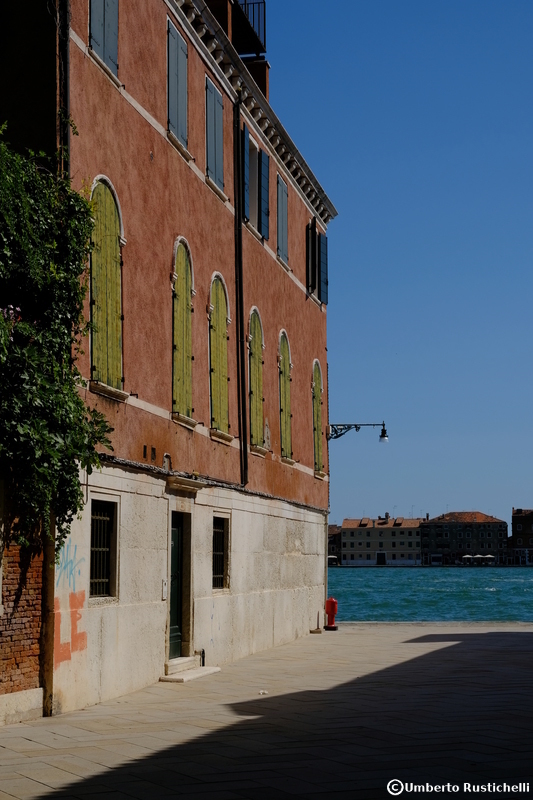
left=327, top=567, right=533, bottom=622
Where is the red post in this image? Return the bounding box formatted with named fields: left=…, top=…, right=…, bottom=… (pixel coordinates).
left=324, top=596, right=338, bottom=631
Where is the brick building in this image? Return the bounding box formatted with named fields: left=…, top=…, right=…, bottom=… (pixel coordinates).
left=328, top=524, right=341, bottom=565
left=508, top=508, right=533, bottom=565
left=1, top=0, right=336, bottom=718
left=420, top=512, right=508, bottom=565
left=340, top=515, right=423, bottom=566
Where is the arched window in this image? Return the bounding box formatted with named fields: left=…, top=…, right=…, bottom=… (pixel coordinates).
left=249, top=310, right=263, bottom=447
left=279, top=333, right=292, bottom=459
left=91, top=181, right=122, bottom=390
left=209, top=277, right=229, bottom=433
left=312, top=361, right=323, bottom=473
left=172, top=242, right=193, bottom=418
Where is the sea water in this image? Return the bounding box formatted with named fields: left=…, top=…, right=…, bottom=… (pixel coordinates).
left=327, top=567, right=533, bottom=622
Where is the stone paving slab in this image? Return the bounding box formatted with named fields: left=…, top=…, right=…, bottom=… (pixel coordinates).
left=1, top=623, right=533, bottom=798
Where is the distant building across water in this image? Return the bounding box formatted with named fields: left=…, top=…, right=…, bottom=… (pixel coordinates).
left=330, top=510, right=512, bottom=566
left=334, top=514, right=424, bottom=566
left=420, top=512, right=508, bottom=566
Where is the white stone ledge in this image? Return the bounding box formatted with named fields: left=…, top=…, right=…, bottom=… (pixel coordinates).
left=0, top=687, right=43, bottom=727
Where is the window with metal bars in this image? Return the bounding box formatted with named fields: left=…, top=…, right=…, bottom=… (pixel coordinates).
left=212, top=516, right=228, bottom=589
left=90, top=500, right=116, bottom=597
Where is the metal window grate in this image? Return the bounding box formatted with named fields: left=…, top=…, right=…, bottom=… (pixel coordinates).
left=90, top=500, right=115, bottom=597
left=212, top=517, right=226, bottom=589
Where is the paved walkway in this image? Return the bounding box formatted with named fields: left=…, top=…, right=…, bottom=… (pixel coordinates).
left=1, top=623, right=533, bottom=799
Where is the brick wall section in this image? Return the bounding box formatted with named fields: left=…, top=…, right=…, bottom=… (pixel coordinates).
left=0, top=545, right=42, bottom=695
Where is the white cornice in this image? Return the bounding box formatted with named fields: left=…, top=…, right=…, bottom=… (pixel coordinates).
left=165, top=0, right=337, bottom=227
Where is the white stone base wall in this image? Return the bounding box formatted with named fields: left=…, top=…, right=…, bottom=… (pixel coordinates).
left=0, top=688, right=43, bottom=726
left=52, top=466, right=326, bottom=713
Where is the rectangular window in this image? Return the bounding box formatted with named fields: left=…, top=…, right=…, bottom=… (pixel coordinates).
left=206, top=78, right=224, bottom=190
left=90, top=500, right=117, bottom=597
left=242, top=127, right=270, bottom=238
left=277, top=175, right=288, bottom=263
left=350, top=554, right=354, bottom=560
left=168, top=20, right=188, bottom=148
left=318, top=232, right=328, bottom=304
left=90, top=0, right=119, bottom=76
left=212, top=516, right=229, bottom=589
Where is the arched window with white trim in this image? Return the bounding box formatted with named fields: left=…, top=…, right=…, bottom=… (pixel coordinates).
left=249, top=310, right=263, bottom=447
left=209, top=277, right=229, bottom=433
left=90, top=181, right=122, bottom=390
left=312, top=360, right=323, bottom=473
left=279, top=332, right=292, bottom=459
left=172, top=242, right=193, bottom=418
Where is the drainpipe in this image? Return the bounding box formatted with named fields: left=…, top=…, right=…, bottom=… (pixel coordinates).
left=233, top=91, right=248, bottom=486
left=57, top=0, right=70, bottom=177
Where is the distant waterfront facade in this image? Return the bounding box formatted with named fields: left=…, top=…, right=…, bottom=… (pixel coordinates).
left=509, top=508, right=533, bottom=565
left=420, top=512, right=508, bottom=566
left=339, top=514, right=424, bottom=566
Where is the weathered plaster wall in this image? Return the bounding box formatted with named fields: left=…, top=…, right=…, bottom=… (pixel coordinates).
left=52, top=466, right=325, bottom=711
left=52, top=468, right=168, bottom=714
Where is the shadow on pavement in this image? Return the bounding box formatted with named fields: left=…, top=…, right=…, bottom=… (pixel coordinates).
left=37, top=631, right=533, bottom=800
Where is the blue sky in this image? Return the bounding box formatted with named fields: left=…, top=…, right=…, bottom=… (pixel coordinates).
left=266, top=0, right=533, bottom=527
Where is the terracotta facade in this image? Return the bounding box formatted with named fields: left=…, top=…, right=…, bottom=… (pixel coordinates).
left=1, top=0, right=336, bottom=716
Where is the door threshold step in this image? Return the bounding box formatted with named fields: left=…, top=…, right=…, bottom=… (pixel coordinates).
left=165, top=656, right=200, bottom=675
left=160, top=666, right=221, bottom=683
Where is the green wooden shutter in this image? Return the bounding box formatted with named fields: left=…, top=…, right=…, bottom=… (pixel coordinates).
left=214, top=87, right=224, bottom=190
left=91, top=183, right=108, bottom=384
left=104, top=186, right=122, bottom=390
left=210, top=278, right=228, bottom=433
left=218, top=281, right=229, bottom=432
left=173, top=244, right=192, bottom=417
left=280, top=334, right=291, bottom=459
left=249, top=312, right=263, bottom=446
left=313, top=362, right=322, bottom=472
left=91, top=183, right=122, bottom=390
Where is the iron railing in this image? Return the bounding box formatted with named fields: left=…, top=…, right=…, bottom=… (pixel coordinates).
left=237, top=1, right=266, bottom=51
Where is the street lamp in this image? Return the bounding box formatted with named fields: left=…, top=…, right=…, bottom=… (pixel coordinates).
left=326, top=422, right=388, bottom=443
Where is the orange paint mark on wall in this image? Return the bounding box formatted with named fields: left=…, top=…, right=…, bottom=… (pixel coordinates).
left=53, top=596, right=71, bottom=670
left=54, top=591, right=87, bottom=669
left=69, top=590, right=87, bottom=653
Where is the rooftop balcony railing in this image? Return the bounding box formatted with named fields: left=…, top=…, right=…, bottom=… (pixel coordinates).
left=236, top=1, right=266, bottom=53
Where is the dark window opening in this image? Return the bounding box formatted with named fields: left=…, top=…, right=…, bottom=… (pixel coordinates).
left=212, top=516, right=228, bottom=589
left=90, top=500, right=116, bottom=597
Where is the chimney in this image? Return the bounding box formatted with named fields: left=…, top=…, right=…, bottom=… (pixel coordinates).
left=242, top=56, right=270, bottom=100
left=385, top=512, right=390, bottom=521
left=426, top=513, right=429, bottom=521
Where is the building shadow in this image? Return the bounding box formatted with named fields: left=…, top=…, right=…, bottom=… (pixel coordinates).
left=37, top=631, right=533, bottom=799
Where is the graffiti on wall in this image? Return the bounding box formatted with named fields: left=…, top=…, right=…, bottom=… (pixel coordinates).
left=56, top=538, right=85, bottom=592
left=54, top=591, right=88, bottom=670
left=54, top=536, right=88, bottom=670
